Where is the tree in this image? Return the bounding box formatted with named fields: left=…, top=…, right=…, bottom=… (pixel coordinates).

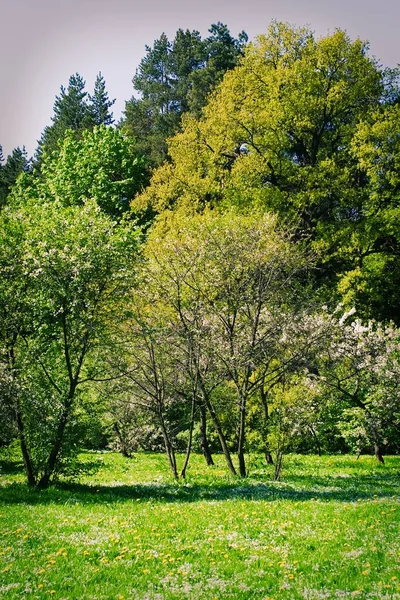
left=335, top=103, right=400, bottom=323
left=15, top=126, right=147, bottom=217
left=136, top=22, right=399, bottom=323
left=0, top=146, right=30, bottom=208
left=0, top=198, right=139, bottom=487
left=89, top=72, right=115, bottom=126
left=187, top=22, right=247, bottom=116
left=35, top=73, right=92, bottom=162
left=308, top=309, right=400, bottom=462
left=121, top=24, right=247, bottom=167
left=141, top=210, right=310, bottom=477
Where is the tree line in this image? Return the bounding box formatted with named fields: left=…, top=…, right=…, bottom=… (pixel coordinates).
left=1, top=22, right=399, bottom=487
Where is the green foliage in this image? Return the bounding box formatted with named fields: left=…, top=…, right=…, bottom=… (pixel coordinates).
left=0, top=146, right=30, bottom=208
left=88, top=72, right=115, bottom=126
left=121, top=23, right=247, bottom=166
left=0, top=197, right=140, bottom=486
left=35, top=73, right=92, bottom=162
left=15, top=126, right=147, bottom=217
left=35, top=72, right=116, bottom=165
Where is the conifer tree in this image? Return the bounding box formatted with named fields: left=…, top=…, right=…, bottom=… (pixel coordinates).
left=35, top=73, right=91, bottom=162
left=0, top=146, right=30, bottom=207
left=121, top=24, right=247, bottom=167
left=89, top=72, right=115, bottom=126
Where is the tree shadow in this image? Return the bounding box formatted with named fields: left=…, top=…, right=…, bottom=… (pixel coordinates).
left=0, top=458, right=24, bottom=476
left=1, top=471, right=399, bottom=506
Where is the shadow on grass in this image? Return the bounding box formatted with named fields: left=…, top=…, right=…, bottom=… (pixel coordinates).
left=0, top=459, right=24, bottom=476
left=1, top=471, right=399, bottom=506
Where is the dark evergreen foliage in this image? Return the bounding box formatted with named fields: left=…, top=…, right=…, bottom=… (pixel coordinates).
left=120, top=23, right=247, bottom=166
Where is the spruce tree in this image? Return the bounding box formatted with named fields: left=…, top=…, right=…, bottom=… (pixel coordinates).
left=89, top=72, right=115, bottom=126
left=0, top=146, right=30, bottom=207
left=35, top=73, right=91, bottom=163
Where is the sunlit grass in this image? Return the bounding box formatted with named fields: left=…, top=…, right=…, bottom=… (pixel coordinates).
left=0, top=451, right=399, bottom=599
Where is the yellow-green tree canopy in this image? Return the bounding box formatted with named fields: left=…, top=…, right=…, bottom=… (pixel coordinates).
left=135, top=22, right=386, bottom=222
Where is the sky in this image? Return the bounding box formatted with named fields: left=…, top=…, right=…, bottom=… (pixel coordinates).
left=1, top=0, right=399, bottom=158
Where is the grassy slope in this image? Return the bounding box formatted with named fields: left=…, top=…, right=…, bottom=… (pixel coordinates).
left=0, top=452, right=399, bottom=599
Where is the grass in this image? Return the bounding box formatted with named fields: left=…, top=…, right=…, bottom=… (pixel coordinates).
left=0, top=451, right=399, bottom=599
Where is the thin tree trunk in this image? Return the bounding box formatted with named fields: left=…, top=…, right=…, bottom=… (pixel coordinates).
left=274, top=450, right=284, bottom=481
left=309, top=425, right=322, bottom=456
left=9, top=345, right=36, bottom=486
left=237, top=398, right=246, bottom=478
left=374, top=443, right=384, bottom=464
left=201, top=387, right=237, bottom=476
left=158, top=409, right=178, bottom=480
left=371, top=420, right=384, bottom=464
left=181, top=396, right=196, bottom=479
left=199, top=401, right=214, bottom=466
left=15, top=403, right=36, bottom=487
left=38, top=393, right=74, bottom=489
left=113, top=422, right=132, bottom=458
left=260, top=388, right=273, bottom=465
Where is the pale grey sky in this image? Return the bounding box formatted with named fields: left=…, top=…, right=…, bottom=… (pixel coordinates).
left=1, top=0, right=399, bottom=158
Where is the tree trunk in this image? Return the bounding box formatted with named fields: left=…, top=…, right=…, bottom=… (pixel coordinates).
left=274, top=450, right=284, bottom=481
left=158, top=409, right=178, bottom=480
left=260, top=388, right=273, bottom=465
left=113, top=422, right=132, bottom=458
left=237, top=398, right=247, bottom=478
left=181, top=396, right=196, bottom=479
left=374, top=443, right=385, bottom=464
left=15, top=403, right=36, bottom=487
left=201, top=387, right=237, bottom=476
left=309, top=425, right=322, bottom=456
left=38, top=394, right=74, bottom=489
left=199, top=401, right=214, bottom=466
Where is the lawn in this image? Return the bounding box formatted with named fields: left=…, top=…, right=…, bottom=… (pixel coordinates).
left=0, top=451, right=399, bottom=599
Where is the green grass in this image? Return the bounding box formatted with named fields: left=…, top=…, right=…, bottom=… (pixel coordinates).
left=0, top=451, right=399, bottom=599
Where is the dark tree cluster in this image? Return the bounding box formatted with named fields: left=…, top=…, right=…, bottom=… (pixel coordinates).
left=121, top=22, right=248, bottom=166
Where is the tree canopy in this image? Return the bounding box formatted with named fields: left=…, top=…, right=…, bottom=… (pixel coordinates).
left=135, top=22, right=400, bottom=323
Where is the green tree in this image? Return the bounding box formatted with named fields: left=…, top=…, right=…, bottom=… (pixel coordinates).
left=16, top=126, right=147, bottom=217
left=0, top=198, right=139, bottom=487
left=121, top=24, right=247, bottom=167
left=335, top=103, right=400, bottom=323
left=187, top=22, right=247, bottom=116
left=89, top=72, right=115, bottom=126
left=35, top=73, right=92, bottom=162
left=140, top=209, right=309, bottom=477
left=136, top=22, right=399, bottom=322
left=0, top=146, right=30, bottom=208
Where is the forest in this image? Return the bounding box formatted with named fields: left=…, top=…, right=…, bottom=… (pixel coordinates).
left=1, top=21, right=400, bottom=489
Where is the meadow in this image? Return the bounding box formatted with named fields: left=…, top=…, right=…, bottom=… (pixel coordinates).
left=0, top=451, right=399, bottom=600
